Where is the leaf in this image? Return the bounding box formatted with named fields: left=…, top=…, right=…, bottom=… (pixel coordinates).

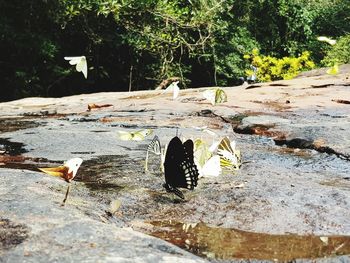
left=87, top=103, right=113, bottom=111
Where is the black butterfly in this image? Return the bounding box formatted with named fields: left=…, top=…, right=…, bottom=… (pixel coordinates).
left=163, top=136, right=199, bottom=199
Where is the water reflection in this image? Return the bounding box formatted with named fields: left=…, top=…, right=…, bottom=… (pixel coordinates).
left=147, top=220, right=350, bottom=261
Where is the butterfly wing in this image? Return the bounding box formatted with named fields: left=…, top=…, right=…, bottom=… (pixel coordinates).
left=147, top=135, right=161, bottom=155
left=194, top=139, right=211, bottom=168
left=209, top=140, right=220, bottom=153
left=64, top=56, right=87, bottom=78
left=164, top=137, right=184, bottom=185
left=64, top=57, right=81, bottom=65
left=218, top=137, right=241, bottom=170
left=215, top=88, right=227, bottom=104
left=76, top=56, right=87, bottom=79
left=203, top=89, right=216, bottom=105
left=317, top=36, right=336, bottom=45
left=172, top=81, right=180, bottom=99
left=163, top=137, right=199, bottom=198
left=145, top=135, right=161, bottom=172
left=164, top=81, right=180, bottom=100
left=201, top=155, right=221, bottom=177
left=132, top=129, right=152, bottom=141
left=182, top=139, right=199, bottom=189
left=117, top=130, right=132, bottom=141
left=218, top=137, right=233, bottom=153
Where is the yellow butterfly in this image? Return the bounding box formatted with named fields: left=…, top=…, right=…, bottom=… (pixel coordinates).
left=117, top=129, right=153, bottom=141
left=203, top=88, right=227, bottom=105
left=194, top=139, right=212, bottom=168
left=326, top=63, right=339, bottom=75
left=217, top=137, right=241, bottom=171
left=64, top=56, right=88, bottom=79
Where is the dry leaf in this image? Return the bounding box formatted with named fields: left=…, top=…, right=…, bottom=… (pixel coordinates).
left=87, top=103, right=113, bottom=111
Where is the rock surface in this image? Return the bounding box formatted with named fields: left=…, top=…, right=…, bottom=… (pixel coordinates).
left=0, top=65, right=350, bottom=262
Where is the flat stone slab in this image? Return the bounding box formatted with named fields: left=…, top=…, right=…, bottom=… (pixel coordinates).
left=1, top=65, right=350, bottom=262
left=0, top=169, right=206, bottom=263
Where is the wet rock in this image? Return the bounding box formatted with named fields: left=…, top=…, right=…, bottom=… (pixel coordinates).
left=0, top=169, right=206, bottom=263
left=0, top=67, right=350, bottom=262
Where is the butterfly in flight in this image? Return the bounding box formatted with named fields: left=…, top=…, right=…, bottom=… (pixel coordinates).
left=64, top=56, right=88, bottom=79
left=163, top=136, right=199, bottom=199
left=145, top=135, right=162, bottom=172
left=38, top=158, right=83, bottom=205
left=317, top=36, right=336, bottom=46
left=217, top=137, right=242, bottom=171
left=117, top=129, right=153, bottom=141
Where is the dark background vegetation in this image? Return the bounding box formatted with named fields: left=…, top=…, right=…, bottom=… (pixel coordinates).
left=1, top=0, right=349, bottom=102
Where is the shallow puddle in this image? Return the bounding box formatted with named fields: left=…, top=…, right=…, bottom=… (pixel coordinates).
left=145, top=220, right=350, bottom=261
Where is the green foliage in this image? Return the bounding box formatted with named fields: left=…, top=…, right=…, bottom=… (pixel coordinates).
left=245, top=49, right=315, bottom=82
left=0, top=0, right=349, bottom=101
left=321, top=35, right=350, bottom=66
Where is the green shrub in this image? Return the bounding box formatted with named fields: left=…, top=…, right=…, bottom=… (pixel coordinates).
left=321, top=34, right=350, bottom=66
left=244, top=49, right=315, bottom=82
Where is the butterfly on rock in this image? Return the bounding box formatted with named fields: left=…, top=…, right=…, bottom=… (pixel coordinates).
left=163, top=136, right=199, bottom=199
left=202, top=88, right=227, bottom=106
left=217, top=137, right=242, bottom=171
left=145, top=135, right=163, bottom=172
left=117, top=129, right=153, bottom=141
left=38, top=158, right=83, bottom=205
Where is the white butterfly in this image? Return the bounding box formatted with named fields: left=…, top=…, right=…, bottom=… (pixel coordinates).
left=199, top=155, right=221, bottom=177
left=317, top=36, right=336, bottom=46
left=209, top=140, right=220, bottom=153
left=117, top=129, right=153, bottom=141
left=193, top=139, right=221, bottom=177
left=203, top=88, right=227, bottom=105
left=64, top=56, right=88, bottom=79
left=38, top=157, right=83, bottom=205
left=164, top=81, right=180, bottom=99
left=193, top=126, right=217, bottom=136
